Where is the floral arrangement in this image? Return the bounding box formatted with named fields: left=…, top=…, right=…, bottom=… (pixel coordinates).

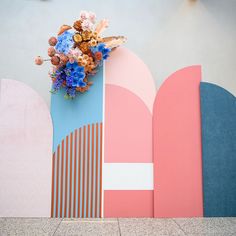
left=35, top=11, right=126, bottom=99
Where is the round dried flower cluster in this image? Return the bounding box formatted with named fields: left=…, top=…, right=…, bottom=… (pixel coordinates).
left=35, top=10, right=126, bottom=99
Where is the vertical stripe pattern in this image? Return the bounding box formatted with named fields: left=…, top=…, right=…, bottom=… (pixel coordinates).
left=51, top=122, right=103, bottom=218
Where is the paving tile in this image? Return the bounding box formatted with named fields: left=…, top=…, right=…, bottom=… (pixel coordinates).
left=118, top=218, right=186, bottom=236
left=174, top=217, right=236, bottom=236
left=0, top=217, right=62, bottom=236
left=54, top=218, right=119, bottom=236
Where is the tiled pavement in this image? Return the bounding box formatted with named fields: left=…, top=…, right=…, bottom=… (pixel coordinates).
left=0, top=217, right=235, bottom=236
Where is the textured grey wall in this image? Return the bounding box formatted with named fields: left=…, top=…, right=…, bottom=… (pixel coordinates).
left=0, top=0, right=235, bottom=106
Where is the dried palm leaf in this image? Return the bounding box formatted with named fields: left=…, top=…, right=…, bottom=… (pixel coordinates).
left=58, top=25, right=72, bottom=35
left=95, top=19, right=109, bottom=35
left=102, top=36, right=127, bottom=49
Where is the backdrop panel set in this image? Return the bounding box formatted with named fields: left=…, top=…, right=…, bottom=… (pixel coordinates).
left=0, top=10, right=235, bottom=218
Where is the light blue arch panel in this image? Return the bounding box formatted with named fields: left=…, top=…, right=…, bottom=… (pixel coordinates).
left=51, top=67, right=104, bottom=151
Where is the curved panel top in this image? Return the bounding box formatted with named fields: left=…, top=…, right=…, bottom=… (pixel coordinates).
left=0, top=79, right=52, bottom=141
left=0, top=79, right=52, bottom=217
left=105, top=47, right=156, bottom=113
left=200, top=82, right=236, bottom=217
left=153, top=65, right=202, bottom=111
left=105, top=84, right=152, bottom=163
left=51, top=67, right=104, bottom=151
left=200, top=82, right=236, bottom=101
left=153, top=65, right=203, bottom=217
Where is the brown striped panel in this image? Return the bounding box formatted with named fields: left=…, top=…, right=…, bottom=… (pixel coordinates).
left=51, top=122, right=103, bottom=218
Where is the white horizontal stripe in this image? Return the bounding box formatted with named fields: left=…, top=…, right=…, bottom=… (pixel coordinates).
left=103, top=163, right=153, bottom=190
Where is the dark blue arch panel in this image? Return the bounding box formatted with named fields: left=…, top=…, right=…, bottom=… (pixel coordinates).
left=200, top=82, right=236, bottom=217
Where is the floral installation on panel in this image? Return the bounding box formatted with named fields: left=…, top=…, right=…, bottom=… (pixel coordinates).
left=35, top=10, right=126, bottom=99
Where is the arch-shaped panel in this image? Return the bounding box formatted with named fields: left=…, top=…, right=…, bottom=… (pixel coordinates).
left=104, top=84, right=153, bottom=217
left=51, top=67, right=104, bottom=151
left=153, top=66, right=203, bottom=217
left=105, top=84, right=152, bottom=163
left=0, top=79, right=52, bottom=217
left=200, top=82, right=236, bottom=217
left=105, top=47, right=156, bottom=113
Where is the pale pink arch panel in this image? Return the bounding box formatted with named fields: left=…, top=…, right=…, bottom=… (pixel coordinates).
left=153, top=66, right=203, bottom=218
left=0, top=79, right=53, bottom=217
left=105, top=47, right=156, bottom=113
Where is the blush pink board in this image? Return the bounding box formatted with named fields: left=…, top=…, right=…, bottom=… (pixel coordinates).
left=104, top=190, right=153, bottom=217
left=153, top=66, right=203, bottom=218
left=104, top=84, right=152, bottom=163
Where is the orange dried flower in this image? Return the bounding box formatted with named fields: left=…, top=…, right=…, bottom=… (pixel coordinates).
left=92, top=31, right=98, bottom=39
left=89, top=38, right=97, bottom=47
left=78, top=42, right=89, bottom=53
left=77, top=56, right=83, bottom=63
left=73, top=33, right=82, bottom=43
left=83, top=54, right=89, bottom=60
left=81, top=60, right=87, bottom=67
left=82, top=31, right=92, bottom=41
left=73, top=20, right=83, bottom=31
left=87, top=50, right=93, bottom=57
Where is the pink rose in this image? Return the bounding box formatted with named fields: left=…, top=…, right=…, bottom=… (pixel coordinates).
left=81, top=20, right=93, bottom=31
left=80, top=11, right=88, bottom=20
left=88, top=11, right=96, bottom=24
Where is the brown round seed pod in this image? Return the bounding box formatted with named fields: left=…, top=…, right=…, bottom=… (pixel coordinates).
left=51, top=56, right=60, bottom=65
left=48, top=47, right=56, bottom=57
left=48, top=37, right=57, bottom=46
left=34, top=56, right=43, bottom=65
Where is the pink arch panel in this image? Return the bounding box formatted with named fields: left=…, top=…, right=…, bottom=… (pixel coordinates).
left=105, top=47, right=156, bottom=113
left=153, top=66, right=203, bottom=217
left=0, top=79, right=52, bottom=217
left=105, top=84, right=152, bottom=163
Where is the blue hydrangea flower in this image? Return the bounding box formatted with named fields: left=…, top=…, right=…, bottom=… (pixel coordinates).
left=66, top=87, right=76, bottom=98
left=91, top=43, right=111, bottom=60
left=52, top=67, right=66, bottom=91
left=55, top=31, right=74, bottom=54
left=65, top=62, right=86, bottom=88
